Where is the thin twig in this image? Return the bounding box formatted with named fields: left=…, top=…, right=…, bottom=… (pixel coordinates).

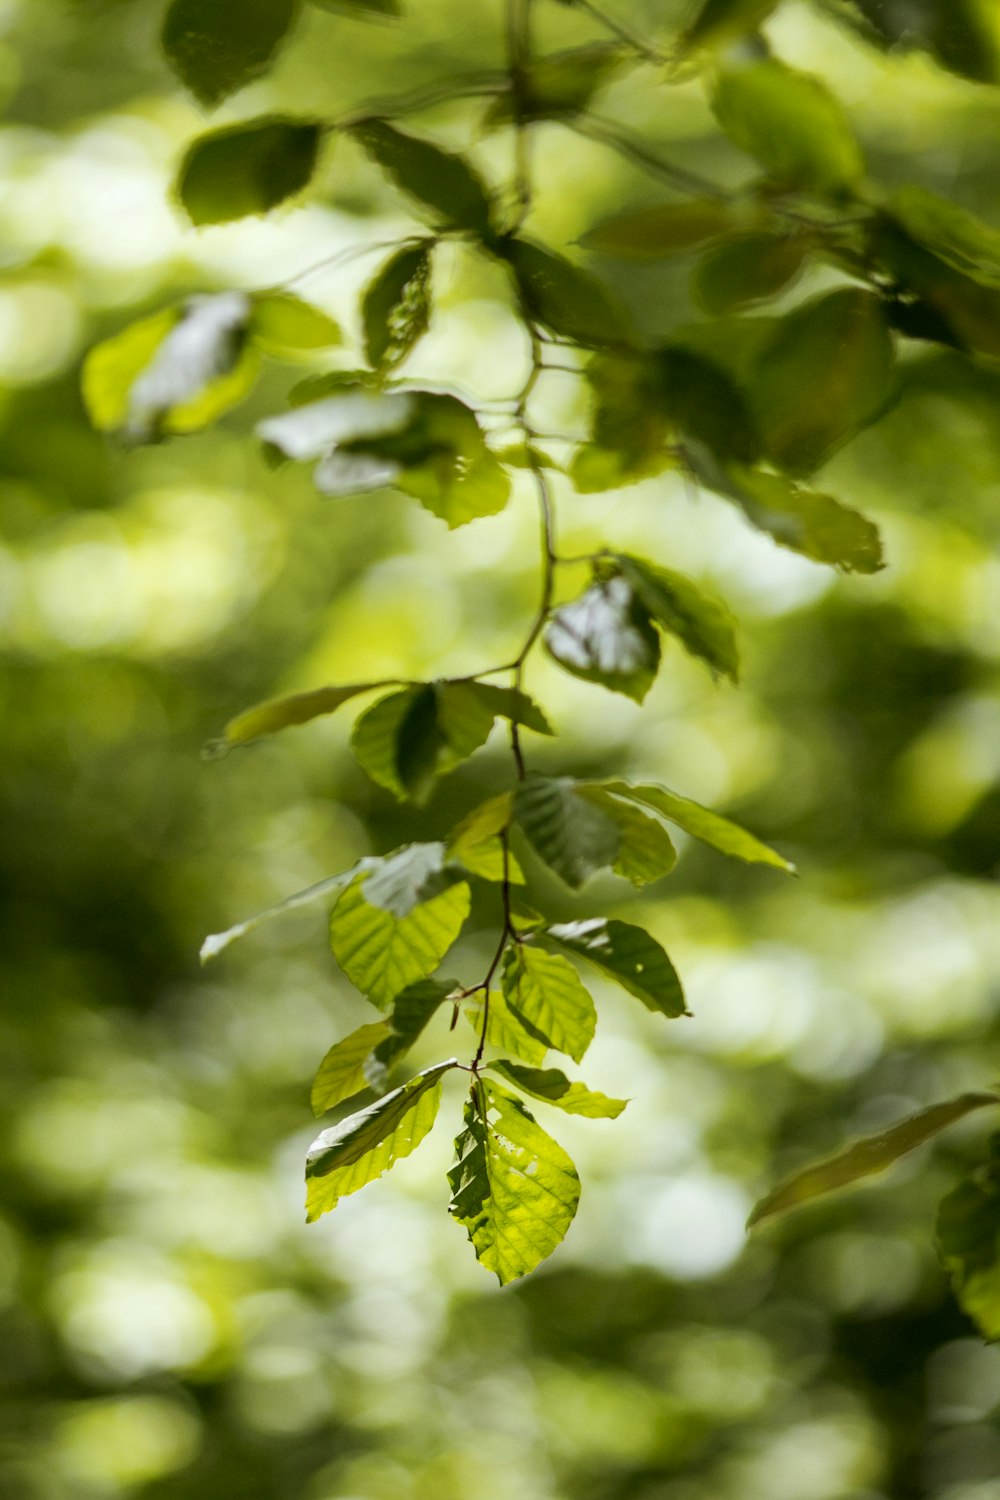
left=569, top=113, right=729, bottom=199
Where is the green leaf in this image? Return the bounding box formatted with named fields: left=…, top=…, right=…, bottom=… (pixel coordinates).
left=250, top=292, right=342, bottom=354
left=449, top=1079, right=580, bottom=1283
left=679, top=0, right=781, bottom=51
left=749, top=289, right=895, bottom=475
left=445, top=792, right=524, bottom=884
left=712, top=57, right=864, bottom=197
left=574, top=785, right=678, bottom=886
left=580, top=199, right=739, bottom=260
left=544, top=576, right=661, bottom=702
left=210, top=680, right=386, bottom=751
left=282, top=390, right=511, bottom=524
left=352, top=680, right=548, bottom=802
left=750, top=1091, right=997, bottom=1229
left=937, top=1133, right=1000, bottom=1340
left=836, top=0, right=1000, bottom=86
left=200, top=869, right=355, bottom=963
left=487, top=1059, right=627, bottom=1118
left=692, top=232, right=805, bottom=316
left=178, top=118, right=322, bottom=226
left=368, top=977, right=457, bottom=1087
left=83, top=295, right=258, bottom=442
left=501, top=945, right=596, bottom=1064
left=615, top=554, right=739, bottom=682
left=362, top=241, right=433, bottom=370
left=571, top=353, right=675, bottom=492
left=350, top=120, right=494, bottom=235
left=438, top=681, right=552, bottom=747
left=311, top=1020, right=391, bottom=1116
left=690, top=449, right=884, bottom=573
left=493, top=441, right=562, bottom=472
left=547, top=917, right=688, bottom=1019
left=390, top=394, right=512, bottom=526
left=484, top=42, right=626, bottom=125
left=884, top=187, right=1000, bottom=291
left=306, top=1059, right=455, bottom=1221
left=352, top=686, right=444, bottom=802
left=258, top=388, right=415, bottom=460
left=329, top=853, right=470, bottom=1008
left=162, top=0, right=298, bottom=107
left=872, top=216, right=1000, bottom=359
left=504, top=238, right=631, bottom=347
left=513, top=774, right=621, bottom=890
left=656, top=345, right=761, bottom=464
left=360, top=841, right=457, bottom=915
left=603, top=780, right=795, bottom=872
left=464, top=986, right=548, bottom=1066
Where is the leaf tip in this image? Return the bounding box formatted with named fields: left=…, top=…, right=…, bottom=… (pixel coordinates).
left=201, top=736, right=232, bottom=762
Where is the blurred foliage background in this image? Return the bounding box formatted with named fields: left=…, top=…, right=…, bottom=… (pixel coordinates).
left=6, top=0, right=1000, bottom=1497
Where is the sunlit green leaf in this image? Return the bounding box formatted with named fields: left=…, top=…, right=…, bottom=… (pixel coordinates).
left=448, top=1078, right=580, bottom=1283
left=306, top=1059, right=455, bottom=1221
left=679, top=0, right=781, bottom=51
left=351, top=119, right=495, bottom=234
left=513, top=774, right=621, bottom=889
left=446, top=793, right=524, bottom=884
left=464, top=986, right=549, bottom=1066
left=250, top=292, right=342, bottom=354
left=544, top=576, right=661, bottom=702
left=83, top=295, right=258, bottom=441
left=574, top=785, right=678, bottom=886
left=937, top=1132, right=1000, bottom=1340
left=580, top=199, right=739, bottom=260
left=177, top=119, right=323, bottom=225
left=712, top=57, right=864, bottom=197
left=362, top=241, right=433, bottom=370
left=692, top=231, right=805, bottom=315
left=604, top=779, right=795, bottom=871
left=487, top=1058, right=627, bottom=1117
left=501, top=945, right=596, bottom=1064
left=352, top=680, right=548, bottom=802
left=690, top=448, right=884, bottom=573
left=751, top=1092, right=997, bottom=1228
left=750, top=289, right=895, bottom=475
left=329, top=855, right=470, bottom=1008
left=200, top=869, right=355, bottom=963
left=547, top=917, right=688, bottom=1018
left=351, top=686, right=443, bottom=801
left=367, top=393, right=511, bottom=526
left=615, top=554, right=739, bottom=682
left=504, top=238, right=632, bottom=346
left=311, top=1020, right=391, bottom=1116
left=258, top=388, right=414, bottom=460
left=162, top=0, right=298, bottom=107
left=211, top=680, right=387, bottom=751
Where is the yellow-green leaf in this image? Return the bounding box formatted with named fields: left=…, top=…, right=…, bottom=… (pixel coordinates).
left=751, top=1092, right=997, bottom=1229
left=306, top=1060, right=455, bottom=1221
left=448, top=1079, right=580, bottom=1283
left=501, top=945, right=596, bottom=1064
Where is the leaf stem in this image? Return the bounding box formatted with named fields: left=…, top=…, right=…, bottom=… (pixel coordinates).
left=572, top=0, right=667, bottom=64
